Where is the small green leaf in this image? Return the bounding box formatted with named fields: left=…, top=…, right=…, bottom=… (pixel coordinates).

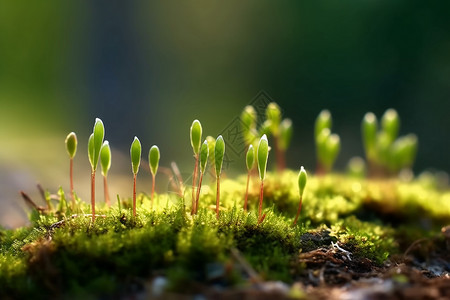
left=65, top=132, right=77, bottom=159
left=199, top=140, right=209, bottom=173
left=362, top=112, right=378, bottom=160
left=190, top=120, right=202, bottom=155
left=298, top=166, right=307, bottom=197
left=88, top=133, right=94, bottom=169
left=149, top=145, right=160, bottom=176
left=257, top=134, right=269, bottom=181
left=214, top=135, right=225, bottom=178
left=279, top=118, right=293, bottom=150
left=315, top=110, right=332, bottom=140
left=381, top=109, right=399, bottom=143
left=130, top=136, right=142, bottom=175
left=100, top=141, right=111, bottom=177
left=246, top=144, right=255, bottom=171
left=266, top=102, right=281, bottom=134
left=92, top=118, right=105, bottom=171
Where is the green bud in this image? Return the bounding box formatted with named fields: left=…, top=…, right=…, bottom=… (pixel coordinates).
left=214, top=135, right=225, bottom=178
left=130, top=136, right=142, bottom=175
left=100, top=141, right=111, bottom=177
left=190, top=120, right=202, bottom=155
left=246, top=144, right=255, bottom=171
left=149, top=145, right=160, bottom=176
left=390, top=134, right=418, bottom=171
left=376, top=132, right=391, bottom=165
left=241, top=105, right=257, bottom=130
left=266, top=102, right=281, bottom=134
left=199, top=140, right=209, bottom=173
left=381, top=109, right=399, bottom=143
left=206, top=136, right=216, bottom=167
left=315, top=110, right=332, bottom=140
left=362, top=112, right=378, bottom=160
left=65, top=132, right=77, bottom=159
left=88, top=133, right=94, bottom=168
left=279, top=118, right=293, bottom=151
left=298, top=166, right=307, bottom=197
left=257, top=134, right=269, bottom=181
left=92, top=118, right=105, bottom=171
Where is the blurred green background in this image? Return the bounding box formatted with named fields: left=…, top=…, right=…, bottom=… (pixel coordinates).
left=1, top=1, right=450, bottom=227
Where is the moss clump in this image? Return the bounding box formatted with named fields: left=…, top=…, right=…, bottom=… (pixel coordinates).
left=1, top=171, right=450, bottom=298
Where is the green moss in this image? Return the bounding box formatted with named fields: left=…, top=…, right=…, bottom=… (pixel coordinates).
left=1, top=171, right=449, bottom=297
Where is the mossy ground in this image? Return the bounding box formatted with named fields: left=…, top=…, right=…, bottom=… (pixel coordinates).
left=1, top=170, right=450, bottom=298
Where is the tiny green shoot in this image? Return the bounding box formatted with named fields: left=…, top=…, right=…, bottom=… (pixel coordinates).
left=88, top=118, right=105, bottom=222
left=362, top=112, right=378, bottom=171
left=195, top=140, right=209, bottom=214
left=244, top=144, right=255, bottom=212
left=149, top=145, right=160, bottom=209
left=241, top=105, right=258, bottom=146
left=100, top=141, right=111, bottom=206
left=214, top=135, right=225, bottom=219
left=257, top=134, right=269, bottom=224
left=130, top=136, right=142, bottom=217
left=65, top=132, right=77, bottom=208
left=190, top=120, right=202, bottom=215
left=314, top=109, right=332, bottom=140
left=293, top=166, right=307, bottom=226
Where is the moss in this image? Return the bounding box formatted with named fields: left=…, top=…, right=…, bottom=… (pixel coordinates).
left=1, top=171, right=450, bottom=297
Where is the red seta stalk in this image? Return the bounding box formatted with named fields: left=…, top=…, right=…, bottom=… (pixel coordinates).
left=91, top=170, right=96, bottom=222
left=133, top=174, right=137, bottom=217
left=195, top=172, right=204, bottom=214
left=293, top=195, right=303, bottom=226
left=191, top=155, right=199, bottom=215
left=151, top=173, right=155, bottom=210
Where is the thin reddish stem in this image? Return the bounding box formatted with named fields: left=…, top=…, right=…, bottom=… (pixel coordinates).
left=216, top=177, right=220, bottom=219
left=244, top=172, right=250, bottom=211
left=103, top=175, right=110, bottom=206
left=133, top=173, right=137, bottom=217
left=70, top=158, right=75, bottom=208
left=258, top=180, right=264, bottom=222
left=195, top=172, right=204, bottom=214
left=293, top=195, right=303, bottom=226
left=191, top=154, right=199, bottom=215
left=91, top=170, right=95, bottom=222
left=151, top=173, right=155, bottom=210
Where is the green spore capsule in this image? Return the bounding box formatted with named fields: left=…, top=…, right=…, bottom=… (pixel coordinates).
left=130, top=137, right=142, bottom=175
left=149, top=145, right=160, bottom=176
left=100, top=141, right=111, bottom=177
left=65, top=132, right=77, bottom=159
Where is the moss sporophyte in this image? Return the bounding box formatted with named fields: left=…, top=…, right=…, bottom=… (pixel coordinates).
left=214, top=135, right=225, bottom=219
left=100, top=141, right=111, bottom=207
left=256, top=134, right=269, bottom=224
left=149, top=145, right=160, bottom=209
left=88, top=118, right=105, bottom=222
left=65, top=132, right=77, bottom=207
left=190, top=120, right=202, bottom=215
left=195, top=140, right=209, bottom=214
left=130, top=136, right=141, bottom=218
left=244, top=144, right=255, bottom=212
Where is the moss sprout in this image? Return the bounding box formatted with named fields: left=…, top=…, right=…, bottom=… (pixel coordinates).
left=240, top=105, right=258, bottom=147
left=88, top=118, right=105, bottom=222
left=244, top=144, right=255, bottom=211
left=293, top=166, right=307, bottom=226
left=130, top=136, right=141, bottom=217
left=315, top=111, right=340, bottom=174
left=100, top=141, right=111, bottom=206
left=149, top=145, right=160, bottom=209
left=190, top=120, right=202, bottom=214
left=195, top=140, right=209, bottom=214
left=214, top=135, right=225, bottom=219
left=256, top=134, right=269, bottom=224
left=65, top=132, right=77, bottom=207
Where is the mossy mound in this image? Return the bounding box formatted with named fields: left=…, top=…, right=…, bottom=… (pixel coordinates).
left=1, top=171, right=449, bottom=298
